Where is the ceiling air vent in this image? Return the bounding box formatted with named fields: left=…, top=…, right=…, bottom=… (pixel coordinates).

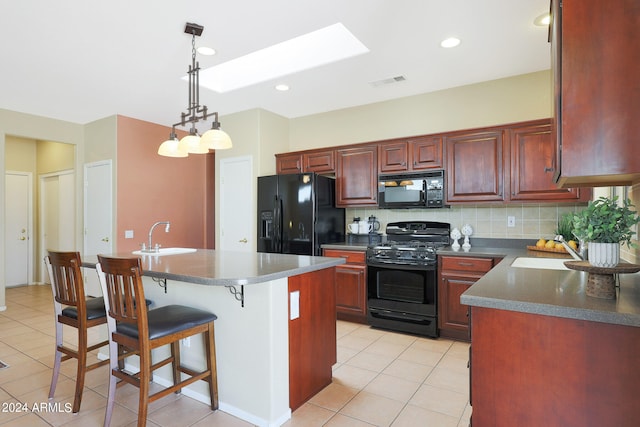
left=369, top=75, right=406, bottom=87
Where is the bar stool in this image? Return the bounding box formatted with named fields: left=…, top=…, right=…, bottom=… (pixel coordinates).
left=96, top=255, right=218, bottom=427
left=45, top=251, right=110, bottom=413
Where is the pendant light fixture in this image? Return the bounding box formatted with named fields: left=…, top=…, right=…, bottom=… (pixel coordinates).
left=158, top=22, right=232, bottom=157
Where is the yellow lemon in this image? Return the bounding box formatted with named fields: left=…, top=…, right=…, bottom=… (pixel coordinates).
left=536, top=239, right=546, bottom=248
left=555, top=242, right=566, bottom=250
left=568, top=240, right=578, bottom=250
left=545, top=240, right=556, bottom=249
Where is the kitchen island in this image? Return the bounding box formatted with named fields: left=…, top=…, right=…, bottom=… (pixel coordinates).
left=83, top=249, right=345, bottom=427
left=460, top=249, right=640, bottom=427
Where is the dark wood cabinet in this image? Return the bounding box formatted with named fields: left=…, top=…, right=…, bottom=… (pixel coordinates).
left=323, top=249, right=367, bottom=323
left=378, top=141, right=408, bottom=173
left=276, top=149, right=335, bottom=174
left=509, top=121, right=590, bottom=202
left=303, top=149, right=334, bottom=174
left=276, top=153, right=303, bottom=174
left=438, top=255, right=499, bottom=341
left=336, top=146, right=378, bottom=207
left=552, top=0, right=640, bottom=187
left=410, top=136, right=443, bottom=170
left=288, top=267, right=337, bottom=411
left=378, top=136, right=443, bottom=173
left=445, top=129, right=505, bottom=203
left=276, top=117, right=594, bottom=206
left=470, top=306, right=640, bottom=426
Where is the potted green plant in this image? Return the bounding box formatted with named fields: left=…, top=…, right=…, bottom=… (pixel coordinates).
left=572, top=196, right=640, bottom=267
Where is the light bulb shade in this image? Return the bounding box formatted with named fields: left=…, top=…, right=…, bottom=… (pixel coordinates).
left=178, top=133, right=209, bottom=154
left=158, top=137, right=188, bottom=157
left=201, top=128, right=233, bottom=150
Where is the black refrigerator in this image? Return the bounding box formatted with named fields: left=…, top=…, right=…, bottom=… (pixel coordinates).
left=258, top=173, right=345, bottom=256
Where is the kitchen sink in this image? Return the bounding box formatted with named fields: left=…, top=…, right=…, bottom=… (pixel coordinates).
left=510, top=257, right=570, bottom=270
left=132, top=247, right=197, bottom=256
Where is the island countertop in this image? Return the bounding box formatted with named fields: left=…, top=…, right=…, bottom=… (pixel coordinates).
left=82, top=249, right=346, bottom=286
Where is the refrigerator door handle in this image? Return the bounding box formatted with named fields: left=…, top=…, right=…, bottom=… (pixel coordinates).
left=273, top=195, right=282, bottom=252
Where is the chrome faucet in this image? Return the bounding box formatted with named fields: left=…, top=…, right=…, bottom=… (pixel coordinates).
left=553, top=235, right=586, bottom=261
left=142, top=221, right=170, bottom=253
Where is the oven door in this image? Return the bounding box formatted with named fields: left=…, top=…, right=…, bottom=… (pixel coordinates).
left=366, top=262, right=438, bottom=337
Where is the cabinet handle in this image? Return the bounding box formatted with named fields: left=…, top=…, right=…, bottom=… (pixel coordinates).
left=544, top=167, right=555, bottom=173
left=457, top=262, right=474, bottom=267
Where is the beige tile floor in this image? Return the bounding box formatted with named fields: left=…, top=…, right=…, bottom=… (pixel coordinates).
left=0, top=285, right=471, bottom=427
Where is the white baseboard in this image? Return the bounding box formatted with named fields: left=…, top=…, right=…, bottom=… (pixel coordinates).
left=96, top=354, right=291, bottom=427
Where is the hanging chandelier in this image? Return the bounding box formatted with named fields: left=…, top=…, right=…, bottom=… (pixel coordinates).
left=158, top=22, right=232, bottom=157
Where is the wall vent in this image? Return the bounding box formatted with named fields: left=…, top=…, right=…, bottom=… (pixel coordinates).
left=369, top=75, right=406, bottom=87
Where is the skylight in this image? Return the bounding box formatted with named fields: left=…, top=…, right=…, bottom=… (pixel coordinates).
left=197, top=23, right=369, bottom=93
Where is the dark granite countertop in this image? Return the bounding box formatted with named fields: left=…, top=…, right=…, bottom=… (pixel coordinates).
left=82, top=249, right=345, bottom=286
left=457, top=245, right=640, bottom=328
left=323, top=238, right=640, bottom=327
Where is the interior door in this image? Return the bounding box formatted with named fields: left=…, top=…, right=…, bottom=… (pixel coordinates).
left=5, top=172, right=32, bottom=287
left=219, top=156, right=253, bottom=252
left=83, top=161, right=112, bottom=296
left=40, top=171, right=75, bottom=282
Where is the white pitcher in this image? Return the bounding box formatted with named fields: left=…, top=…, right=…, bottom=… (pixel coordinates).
left=358, top=220, right=373, bottom=234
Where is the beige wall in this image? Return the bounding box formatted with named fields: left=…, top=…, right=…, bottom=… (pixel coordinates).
left=289, top=70, right=551, bottom=150
left=1, top=109, right=84, bottom=309
left=214, top=108, right=289, bottom=249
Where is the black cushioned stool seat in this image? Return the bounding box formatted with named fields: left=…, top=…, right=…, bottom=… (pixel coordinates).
left=62, top=297, right=106, bottom=320
left=117, top=305, right=218, bottom=340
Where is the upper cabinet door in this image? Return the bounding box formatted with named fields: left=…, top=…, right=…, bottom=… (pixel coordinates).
left=378, top=141, right=408, bottom=173
left=553, top=0, right=640, bottom=187
left=336, top=146, right=378, bottom=207
left=446, top=130, right=505, bottom=203
left=276, top=153, right=303, bottom=174
left=303, top=150, right=335, bottom=174
left=509, top=121, right=590, bottom=202
left=410, top=136, right=443, bottom=170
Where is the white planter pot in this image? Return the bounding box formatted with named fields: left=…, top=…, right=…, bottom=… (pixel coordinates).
left=588, top=242, right=620, bottom=268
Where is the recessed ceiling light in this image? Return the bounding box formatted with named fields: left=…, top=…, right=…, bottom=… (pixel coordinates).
left=275, top=84, right=290, bottom=91
left=534, top=13, right=551, bottom=26
left=197, top=46, right=216, bottom=56
left=440, top=37, right=461, bottom=48
left=197, top=23, right=369, bottom=93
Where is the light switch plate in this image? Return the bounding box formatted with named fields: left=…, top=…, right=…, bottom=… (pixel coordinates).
left=507, top=216, right=516, bottom=227
left=290, top=291, right=300, bottom=320
left=125, top=230, right=134, bottom=239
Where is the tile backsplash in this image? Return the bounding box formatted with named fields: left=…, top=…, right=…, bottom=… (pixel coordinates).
left=347, top=204, right=585, bottom=242
left=348, top=183, right=640, bottom=264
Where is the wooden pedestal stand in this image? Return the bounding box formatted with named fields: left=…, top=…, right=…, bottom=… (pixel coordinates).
left=564, top=261, right=640, bottom=299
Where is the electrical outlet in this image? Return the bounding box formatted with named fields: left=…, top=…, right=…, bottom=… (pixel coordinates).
left=507, top=216, right=516, bottom=228
left=125, top=230, right=134, bottom=239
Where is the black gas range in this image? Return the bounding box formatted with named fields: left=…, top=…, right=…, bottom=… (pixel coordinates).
left=366, top=221, right=450, bottom=338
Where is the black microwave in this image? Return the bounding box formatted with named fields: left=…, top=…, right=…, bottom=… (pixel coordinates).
left=377, top=170, right=444, bottom=209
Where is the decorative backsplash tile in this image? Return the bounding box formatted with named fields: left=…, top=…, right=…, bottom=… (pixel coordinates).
left=347, top=184, right=640, bottom=263
left=347, top=204, right=586, bottom=241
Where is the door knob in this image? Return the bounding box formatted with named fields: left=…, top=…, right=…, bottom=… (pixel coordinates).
left=20, top=236, right=26, bottom=241
left=101, top=237, right=110, bottom=242
left=239, top=238, right=248, bottom=243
